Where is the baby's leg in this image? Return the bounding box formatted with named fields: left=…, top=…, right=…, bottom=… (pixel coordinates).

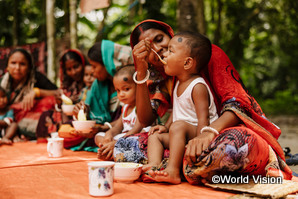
left=0, top=123, right=18, bottom=145
left=143, top=133, right=169, bottom=173
left=152, top=121, right=196, bottom=184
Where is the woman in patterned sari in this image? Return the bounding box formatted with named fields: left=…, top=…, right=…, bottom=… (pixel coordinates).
left=0, top=48, right=58, bottom=139
left=36, top=49, right=86, bottom=141
left=129, top=19, right=294, bottom=183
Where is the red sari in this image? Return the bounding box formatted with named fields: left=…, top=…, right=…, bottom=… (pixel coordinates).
left=122, top=19, right=293, bottom=182
left=183, top=44, right=293, bottom=183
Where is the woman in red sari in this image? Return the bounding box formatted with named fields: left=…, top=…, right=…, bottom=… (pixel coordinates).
left=130, top=19, right=294, bottom=183
left=0, top=48, right=58, bottom=139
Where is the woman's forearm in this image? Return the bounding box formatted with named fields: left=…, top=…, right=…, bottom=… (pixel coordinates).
left=136, top=83, right=156, bottom=126
left=209, top=111, right=241, bottom=132
left=39, top=89, right=59, bottom=98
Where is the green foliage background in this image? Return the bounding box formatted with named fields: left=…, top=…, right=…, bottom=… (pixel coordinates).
left=0, top=0, right=298, bottom=115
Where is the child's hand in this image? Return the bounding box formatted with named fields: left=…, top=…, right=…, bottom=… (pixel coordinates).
left=184, top=131, right=216, bottom=166
left=148, top=125, right=168, bottom=136
left=103, top=133, right=113, bottom=144
left=97, top=141, right=116, bottom=160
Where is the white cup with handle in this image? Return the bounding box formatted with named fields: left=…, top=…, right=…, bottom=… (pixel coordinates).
left=47, top=137, right=64, bottom=158
left=88, top=161, right=115, bottom=196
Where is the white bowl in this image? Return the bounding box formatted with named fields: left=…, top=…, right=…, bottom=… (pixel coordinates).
left=114, top=162, right=143, bottom=183
left=72, top=120, right=96, bottom=133
left=61, top=104, right=75, bottom=116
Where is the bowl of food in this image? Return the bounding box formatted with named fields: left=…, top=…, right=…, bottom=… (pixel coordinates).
left=72, top=120, right=96, bottom=133
left=114, top=162, right=143, bottom=183
left=61, top=104, right=75, bottom=116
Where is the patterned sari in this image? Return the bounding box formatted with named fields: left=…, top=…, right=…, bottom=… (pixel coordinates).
left=183, top=44, right=293, bottom=183
left=118, top=20, right=294, bottom=183
left=0, top=58, right=57, bottom=139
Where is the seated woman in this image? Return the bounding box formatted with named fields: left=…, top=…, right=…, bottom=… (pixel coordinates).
left=68, top=40, right=134, bottom=151
left=130, top=19, right=294, bottom=183
left=36, top=49, right=87, bottom=141
left=0, top=48, right=59, bottom=139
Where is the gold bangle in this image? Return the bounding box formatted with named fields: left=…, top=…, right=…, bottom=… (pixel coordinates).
left=33, top=87, right=41, bottom=98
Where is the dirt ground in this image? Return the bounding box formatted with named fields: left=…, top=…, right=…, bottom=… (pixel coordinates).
left=269, top=116, right=298, bottom=174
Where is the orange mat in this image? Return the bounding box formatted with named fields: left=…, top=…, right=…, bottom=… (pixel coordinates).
left=0, top=142, right=234, bottom=199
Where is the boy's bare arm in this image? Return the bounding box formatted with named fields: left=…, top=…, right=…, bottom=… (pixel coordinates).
left=192, top=83, right=210, bottom=136
left=104, top=116, right=123, bottom=140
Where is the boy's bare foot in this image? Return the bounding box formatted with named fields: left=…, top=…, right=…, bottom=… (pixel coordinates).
left=149, top=167, right=181, bottom=184
left=142, top=164, right=158, bottom=174
left=0, top=137, right=13, bottom=145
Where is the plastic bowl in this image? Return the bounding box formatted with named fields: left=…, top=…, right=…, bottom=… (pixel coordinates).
left=114, top=162, right=143, bottom=183
left=72, top=120, right=96, bottom=133
left=61, top=104, right=75, bottom=116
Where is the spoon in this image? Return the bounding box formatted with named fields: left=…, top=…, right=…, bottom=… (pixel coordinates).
left=151, top=48, right=167, bottom=65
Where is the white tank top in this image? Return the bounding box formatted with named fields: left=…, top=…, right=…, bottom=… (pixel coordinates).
left=172, top=77, right=218, bottom=125
left=122, top=104, right=151, bottom=132
left=122, top=104, right=137, bottom=132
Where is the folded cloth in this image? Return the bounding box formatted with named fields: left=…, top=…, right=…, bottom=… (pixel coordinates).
left=58, top=124, right=77, bottom=138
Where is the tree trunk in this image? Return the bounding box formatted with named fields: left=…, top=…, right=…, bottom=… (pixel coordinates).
left=69, top=0, right=77, bottom=49
left=64, top=0, right=70, bottom=36
left=177, top=0, right=206, bottom=34
left=95, top=0, right=112, bottom=41
left=46, top=0, right=56, bottom=83
left=213, top=0, right=222, bottom=45
left=128, top=0, right=136, bottom=24
left=39, top=0, right=47, bottom=42
left=197, top=0, right=206, bottom=35
left=12, top=0, right=19, bottom=46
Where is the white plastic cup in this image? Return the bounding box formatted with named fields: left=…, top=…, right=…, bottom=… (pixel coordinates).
left=88, top=161, right=115, bottom=196
left=47, top=137, right=64, bottom=158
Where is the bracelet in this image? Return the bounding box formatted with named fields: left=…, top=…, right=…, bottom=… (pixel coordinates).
left=104, top=122, right=112, bottom=129
left=133, top=70, right=150, bottom=84
left=4, top=117, right=12, bottom=126
left=33, top=87, right=41, bottom=98
left=55, top=104, right=62, bottom=112
left=200, top=126, right=219, bottom=135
